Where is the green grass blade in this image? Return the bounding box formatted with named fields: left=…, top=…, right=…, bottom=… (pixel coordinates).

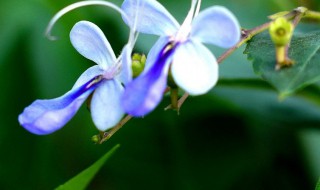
left=55, top=144, right=120, bottom=190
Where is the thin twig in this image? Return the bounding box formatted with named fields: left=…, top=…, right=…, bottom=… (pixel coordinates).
left=281, top=7, right=306, bottom=68
left=98, top=114, right=133, bottom=144
left=165, top=92, right=189, bottom=113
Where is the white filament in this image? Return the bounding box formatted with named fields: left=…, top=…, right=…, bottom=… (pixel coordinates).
left=175, top=0, right=199, bottom=42
left=45, top=0, right=130, bottom=40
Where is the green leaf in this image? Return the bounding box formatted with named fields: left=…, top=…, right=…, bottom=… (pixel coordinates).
left=245, top=30, right=320, bottom=98
left=316, top=178, right=320, bottom=190
left=55, top=144, right=120, bottom=190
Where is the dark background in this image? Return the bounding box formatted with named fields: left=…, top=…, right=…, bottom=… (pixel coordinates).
left=1, top=0, right=320, bottom=189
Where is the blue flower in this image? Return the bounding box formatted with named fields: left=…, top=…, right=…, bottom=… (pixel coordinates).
left=19, top=21, right=133, bottom=135
left=121, top=0, right=241, bottom=116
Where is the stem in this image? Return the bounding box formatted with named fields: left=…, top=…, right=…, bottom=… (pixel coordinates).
left=98, top=115, right=133, bottom=144
left=177, top=92, right=189, bottom=109
left=304, top=10, right=320, bottom=20
left=218, top=22, right=272, bottom=63
left=170, top=88, right=179, bottom=110
left=275, top=46, right=286, bottom=70
left=165, top=92, right=189, bottom=112
left=292, top=9, right=306, bottom=26
left=280, top=8, right=305, bottom=69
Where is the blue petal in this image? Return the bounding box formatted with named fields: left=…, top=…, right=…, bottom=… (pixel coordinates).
left=121, top=41, right=175, bottom=116
left=190, top=6, right=240, bottom=48
left=118, top=44, right=132, bottom=85
left=121, top=0, right=179, bottom=36
left=91, top=79, right=125, bottom=131
left=143, top=36, right=171, bottom=73
left=171, top=40, right=218, bottom=95
left=73, top=65, right=104, bottom=89
left=18, top=76, right=103, bottom=135
left=70, top=21, right=117, bottom=70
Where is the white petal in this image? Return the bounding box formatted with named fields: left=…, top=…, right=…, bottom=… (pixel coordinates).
left=70, top=21, right=117, bottom=70
left=91, top=79, right=125, bottom=131
left=191, top=6, right=240, bottom=48
left=121, top=0, right=179, bottom=36
left=171, top=40, right=218, bottom=95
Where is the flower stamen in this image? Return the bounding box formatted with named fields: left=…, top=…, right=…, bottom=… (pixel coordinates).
left=45, top=0, right=130, bottom=40
left=175, top=0, right=199, bottom=42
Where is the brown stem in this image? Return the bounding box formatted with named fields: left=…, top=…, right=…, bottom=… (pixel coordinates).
left=285, top=8, right=305, bottom=54
left=98, top=114, right=133, bottom=144
left=217, top=22, right=272, bottom=64
left=165, top=92, right=189, bottom=113
left=170, top=88, right=179, bottom=110
left=278, top=8, right=306, bottom=69
left=176, top=92, right=189, bottom=109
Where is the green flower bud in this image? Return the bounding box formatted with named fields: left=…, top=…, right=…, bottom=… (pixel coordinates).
left=91, top=134, right=100, bottom=144
left=131, top=53, right=146, bottom=78
left=269, top=17, right=293, bottom=46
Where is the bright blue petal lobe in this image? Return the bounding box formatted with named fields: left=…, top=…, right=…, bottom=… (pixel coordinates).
left=121, top=0, right=179, bottom=36
left=190, top=6, right=240, bottom=48
left=143, top=36, right=171, bottom=73
left=121, top=42, right=175, bottom=116
left=18, top=76, right=104, bottom=135
left=70, top=21, right=117, bottom=70
left=91, top=79, right=125, bottom=131
left=171, top=40, right=218, bottom=95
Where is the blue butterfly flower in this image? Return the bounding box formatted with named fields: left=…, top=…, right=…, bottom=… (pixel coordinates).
left=121, top=0, right=241, bottom=116
left=19, top=20, right=133, bottom=135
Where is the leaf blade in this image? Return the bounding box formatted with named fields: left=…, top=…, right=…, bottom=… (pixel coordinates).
left=316, top=178, right=320, bottom=190
left=55, top=144, right=120, bottom=190
left=245, top=30, right=320, bottom=98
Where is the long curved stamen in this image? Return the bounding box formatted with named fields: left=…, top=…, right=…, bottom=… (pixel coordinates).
left=127, top=0, right=142, bottom=46
left=116, top=0, right=142, bottom=73
left=45, top=0, right=130, bottom=40
left=116, top=0, right=142, bottom=69
left=175, top=0, right=198, bottom=41
left=194, top=0, right=201, bottom=17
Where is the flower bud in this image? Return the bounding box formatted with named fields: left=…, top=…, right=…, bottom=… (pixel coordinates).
left=269, top=17, right=293, bottom=46
left=91, top=134, right=100, bottom=144
left=131, top=53, right=146, bottom=78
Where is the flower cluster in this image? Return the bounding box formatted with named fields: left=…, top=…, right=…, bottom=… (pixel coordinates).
left=18, top=0, right=240, bottom=135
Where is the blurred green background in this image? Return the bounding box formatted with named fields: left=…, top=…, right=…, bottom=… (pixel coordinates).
left=1, top=0, right=320, bottom=189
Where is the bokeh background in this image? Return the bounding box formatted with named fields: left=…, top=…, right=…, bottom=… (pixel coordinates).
left=1, top=0, right=320, bottom=189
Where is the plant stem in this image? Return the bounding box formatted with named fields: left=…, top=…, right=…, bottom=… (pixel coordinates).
left=98, top=114, right=133, bottom=144
left=304, top=10, right=320, bottom=20
left=165, top=92, right=189, bottom=112
left=275, top=46, right=286, bottom=70
left=170, top=88, right=179, bottom=110
left=279, top=7, right=306, bottom=69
